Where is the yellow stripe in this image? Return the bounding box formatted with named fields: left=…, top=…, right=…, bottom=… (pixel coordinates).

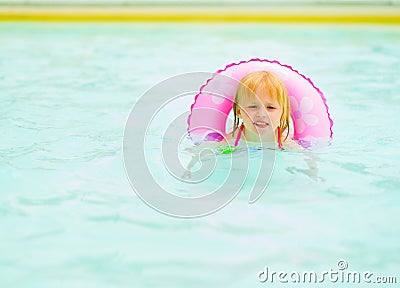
left=0, top=11, right=399, bottom=24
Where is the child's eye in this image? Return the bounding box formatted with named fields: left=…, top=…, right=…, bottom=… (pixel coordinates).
left=267, top=106, right=276, bottom=110
left=248, top=105, right=258, bottom=109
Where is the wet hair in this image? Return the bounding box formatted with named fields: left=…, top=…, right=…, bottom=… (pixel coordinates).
left=232, top=70, right=290, bottom=141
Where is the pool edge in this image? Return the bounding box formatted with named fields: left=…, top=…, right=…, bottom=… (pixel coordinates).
left=0, top=5, right=399, bottom=24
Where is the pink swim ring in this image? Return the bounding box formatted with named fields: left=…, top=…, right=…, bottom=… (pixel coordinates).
left=187, top=58, right=333, bottom=148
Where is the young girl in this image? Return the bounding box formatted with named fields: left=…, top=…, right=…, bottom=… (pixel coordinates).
left=182, top=71, right=303, bottom=179
left=228, top=70, right=301, bottom=150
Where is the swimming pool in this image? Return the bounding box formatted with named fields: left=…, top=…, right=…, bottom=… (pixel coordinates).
left=1, top=22, right=399, bottom=287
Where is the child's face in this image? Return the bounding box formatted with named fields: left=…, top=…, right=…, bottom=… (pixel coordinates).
left=237, top=87, right=283, bottom=141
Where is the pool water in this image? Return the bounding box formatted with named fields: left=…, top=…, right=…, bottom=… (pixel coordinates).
left=1, top=22, right=399, bottom=287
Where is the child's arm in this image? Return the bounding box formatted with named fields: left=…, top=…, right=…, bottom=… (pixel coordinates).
left=181, top=142, right=218, bottom=179
left=283, top=139, right=325, bottom=181
left=303, top=152, right=325, bottom=181
left=286, top=151, right=325, bottom=182
left=182, top=154, right=199, bottom=179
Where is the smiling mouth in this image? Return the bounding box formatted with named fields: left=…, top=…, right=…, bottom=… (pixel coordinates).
left=253, top=121, right=270, bottom=128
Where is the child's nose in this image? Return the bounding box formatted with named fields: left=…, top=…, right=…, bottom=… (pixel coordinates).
left=256, top=107, right=269, bottom=117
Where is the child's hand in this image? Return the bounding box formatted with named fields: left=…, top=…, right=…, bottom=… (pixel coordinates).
left=182, top=169, right=192, bottom=180
left=283, top=138, right=304, bottom=151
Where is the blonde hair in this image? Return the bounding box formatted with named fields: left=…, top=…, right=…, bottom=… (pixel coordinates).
left=232, top=70, right=291, bottom=141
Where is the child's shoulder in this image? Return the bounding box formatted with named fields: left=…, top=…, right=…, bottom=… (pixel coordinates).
left=225, top=131, right=236, bottom=141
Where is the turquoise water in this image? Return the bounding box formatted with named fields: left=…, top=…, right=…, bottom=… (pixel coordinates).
left=1, top=22, right=399, bottom=287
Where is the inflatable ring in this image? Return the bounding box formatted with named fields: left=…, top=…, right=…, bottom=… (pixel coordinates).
left=187, top=58, right=333, bottom=148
